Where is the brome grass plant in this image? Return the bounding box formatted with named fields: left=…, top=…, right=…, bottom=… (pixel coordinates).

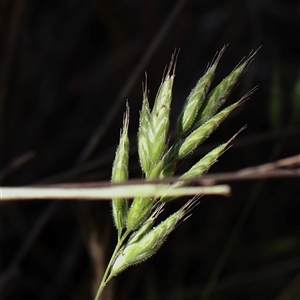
left=94, top=46, right=258, bottom=299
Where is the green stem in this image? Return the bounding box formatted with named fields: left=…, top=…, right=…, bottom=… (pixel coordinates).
left=94, top=229, right=131, bottom=300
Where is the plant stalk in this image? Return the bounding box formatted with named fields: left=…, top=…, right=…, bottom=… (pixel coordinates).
left=94, top=230, right=131, bottom=300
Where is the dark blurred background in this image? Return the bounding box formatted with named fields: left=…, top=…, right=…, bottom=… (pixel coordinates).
left=1, top=0, right=299, bottom=299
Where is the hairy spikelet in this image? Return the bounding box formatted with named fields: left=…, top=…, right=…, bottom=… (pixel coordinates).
left=177, top=46, right=226, bottom=136
left=194, top=50, right=258, bottom=127
left=148, top=73, right=174, bottom=166
left=138, top=85, right=151, bottom=174
left=180, top=127, right=245, bottom=180
left=111, top=106, right=130, bottom=234
left=176, top=100, right=242, bottom=159
left=181, top=143, right=230, bottom=179
left=110, top=198, right=199, bottom=277
left=129, top=59, right=176, bottom=230
left=159, top=140, right=232, bottom=203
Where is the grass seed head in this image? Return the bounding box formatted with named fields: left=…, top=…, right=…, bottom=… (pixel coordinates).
left=104, top=48, right=258, bottom=296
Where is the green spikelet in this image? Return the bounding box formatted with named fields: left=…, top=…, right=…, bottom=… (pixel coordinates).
left=138, top=84, right=151, bottom=174
left=181, top=143, right=230, bottom=179
left=159, top=141, right=232, bottom=203
left=180, top=128, right=244, bottom=180
left=110, top=198, right=199, bottom=277
left=176, top=100, right=242, bottom=159
left=177, top=46, right=226, bottom=136
left=128, top=58, right=177, bottom=230
left=194, top=50, right=258, bottom=127
left=148, top=72, right=174, bottom=166
left=111, top=106, right=130, bottom=235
